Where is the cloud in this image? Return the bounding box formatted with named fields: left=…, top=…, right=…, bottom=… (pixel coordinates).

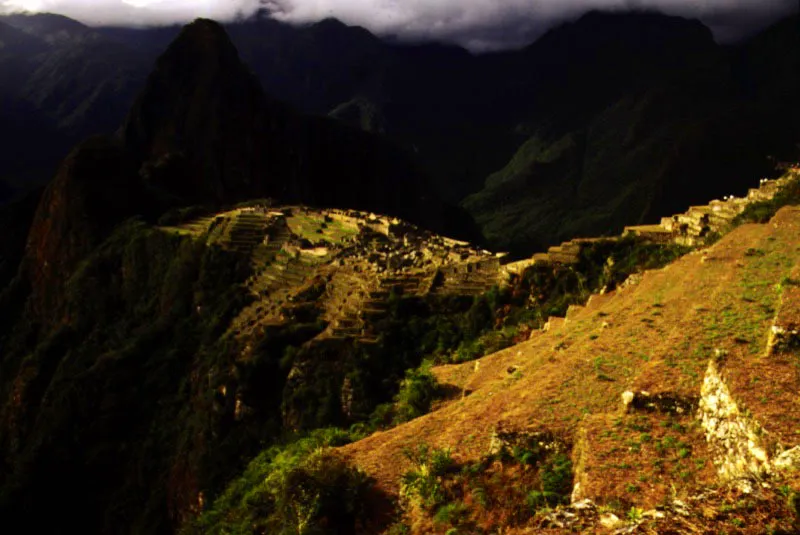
left=0, top=0, right=796, bottom=49
left=0, top=0, right=259, bottom=25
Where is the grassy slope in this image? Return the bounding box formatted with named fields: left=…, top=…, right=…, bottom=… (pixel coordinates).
left=339, top=207, right=800, bottom=532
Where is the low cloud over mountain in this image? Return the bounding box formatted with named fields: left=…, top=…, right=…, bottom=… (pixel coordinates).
left=0, top=0, right=796, bottom=49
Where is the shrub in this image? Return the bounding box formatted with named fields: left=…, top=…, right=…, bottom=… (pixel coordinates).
left=400, top=445, right=456, bottom=511
left=190, top=428, right=372, bottom=535
left=434, top=502, right=468, bottom=525
left=789, top=491, right=799, bottom=519
left=393, top=365, right=441, bottom=424
left=269, top=450, right=373, bottom=535
left=627, top=506, right=644, bottom=522
left=539, top=453, right=573, bottom=502
left=733, top=176, right=800, bottom=226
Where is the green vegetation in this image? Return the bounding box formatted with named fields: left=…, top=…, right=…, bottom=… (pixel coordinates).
left=187, top=428, right=374, bottom=535
left=507, top=237, right=689, bottom=326
left=400, top=445, right=458, bottom=512
left=526, top=453, right=573, bottom=509
left=298, top=235, right=694, bottom=441
left=395, top=437, right=573, bottom=533
left=0, top=220, right=326, bottom=532
left=371, top=236, right=689, bottom=375
left=0, top=194, right=709, bottom=534
left=733, top=176, right=800, bottom=226
left=157, top=204, right=215, bottom=226
left=627, top=506, right=644, bottom=522
left=369, top=364, right=442, bottom=427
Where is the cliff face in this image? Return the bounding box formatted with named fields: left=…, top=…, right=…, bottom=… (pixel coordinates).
left=22, top=137, right=142, bottom=323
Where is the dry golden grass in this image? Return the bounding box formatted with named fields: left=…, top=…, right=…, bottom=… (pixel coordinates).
left=338, top=207, right=800, bottom=531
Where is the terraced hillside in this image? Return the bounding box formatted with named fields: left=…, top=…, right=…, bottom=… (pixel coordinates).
left=157, top=170, right=797, bottom=379
left=337, top=203, right=800, bottom=533
left=160, top=205, right=501, bottom=348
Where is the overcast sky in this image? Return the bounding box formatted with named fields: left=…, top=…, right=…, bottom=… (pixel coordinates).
left=0, top=0, right=796, bottom=50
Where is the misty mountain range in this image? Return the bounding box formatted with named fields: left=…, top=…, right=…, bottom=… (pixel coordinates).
left=0, top=9, right=797, bottom=254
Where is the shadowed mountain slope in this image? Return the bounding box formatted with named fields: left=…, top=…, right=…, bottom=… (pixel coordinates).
left=0, top=11, right=797, bottom=259
left=119, top=19, right=460, bottom=229
left=463, top=14, right=799, bottom=254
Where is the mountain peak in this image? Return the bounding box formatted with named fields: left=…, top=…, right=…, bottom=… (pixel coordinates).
left=120, top=18, right=274, bottom=203
left=533, top=8, right=714, bottom=52
left=162, top=18, right=240, bottom=67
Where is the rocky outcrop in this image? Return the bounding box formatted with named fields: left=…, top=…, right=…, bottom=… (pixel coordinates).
left=766, top=264, right=800, bottom=356
left=697, top=358, right=799, bottom=492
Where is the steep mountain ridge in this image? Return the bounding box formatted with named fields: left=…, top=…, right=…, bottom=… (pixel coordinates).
left=22, top=137, right=144, bottom=322
left=1, top=153, right=797, bottom=533
left=119, top=19, right=459, bottom=230
left=15, top=18, right=468, bottom=332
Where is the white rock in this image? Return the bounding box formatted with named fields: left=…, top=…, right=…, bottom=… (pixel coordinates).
left=621, top=391, right=635, bottom=408
left=774, top=446, right=800, bottom=471
left=599, top=513, right=622, bottom=529
left=572, top=498, right=594, bottom=510
left=570, top=482, right=583, bottom=503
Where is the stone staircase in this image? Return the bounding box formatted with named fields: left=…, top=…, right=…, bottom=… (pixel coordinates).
left=340, top=271, right=432, bottom=342
left=324, top=268, right=444, bottom=343
left=502, top=238, right=618, bottom=279
left=328, top=297, right=380, bottom=343
left=380, top=271, right=429, bottom=296
left=253, top=258, right=314, bottom=296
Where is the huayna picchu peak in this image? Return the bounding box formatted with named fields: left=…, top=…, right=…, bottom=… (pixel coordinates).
left=0, top=6, right=799, bottom=535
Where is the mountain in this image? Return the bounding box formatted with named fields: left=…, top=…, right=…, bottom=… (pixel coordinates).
left=337, top=199, right=800, bottom=534
left=0, top=18, right=477, bottom=532
left=1, top=11, right=797, bottom=257
left=0, top=12, right=96, bottom=44
left=0, top=14, right=151, bottom=197
left=1, top=10, right=799, bottom=534
left=463, top=12, right=800, bottom=254
left=3, top=159, right=795, bottom=532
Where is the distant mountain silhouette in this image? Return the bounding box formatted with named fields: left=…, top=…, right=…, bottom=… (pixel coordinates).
left=463, top=12, right=799, bottom=254
left=0, top=10, right=796, bottom=254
